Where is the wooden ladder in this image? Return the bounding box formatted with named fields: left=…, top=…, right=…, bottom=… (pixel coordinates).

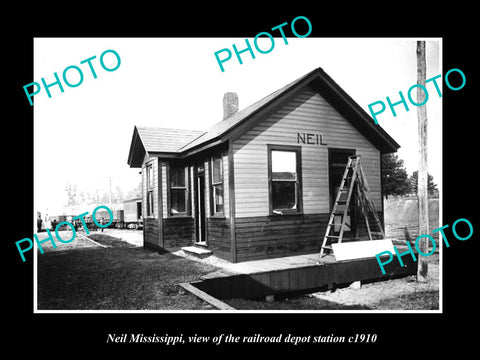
left=355, top=162, right=385, bottom=242
left=318, top=155, right=384, bottom=261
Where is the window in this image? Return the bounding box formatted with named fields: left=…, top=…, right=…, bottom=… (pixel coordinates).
left=268, top=146, right=302, bottom=214
left=211, top=155, right=224, bottom=215
left=170, top=166, right=188, bottom=215
left=146, top=164, right=154, bottom=216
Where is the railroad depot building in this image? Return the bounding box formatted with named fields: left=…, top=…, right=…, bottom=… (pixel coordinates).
left=127, top=67, right=399, bottom=263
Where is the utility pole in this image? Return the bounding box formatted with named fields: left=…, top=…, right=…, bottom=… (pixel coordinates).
left=416, top=40, right=429, bottom=283
left=108, top=176, right=113, bottom=211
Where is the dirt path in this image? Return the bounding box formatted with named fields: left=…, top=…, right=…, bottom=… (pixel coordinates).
left=36, top=228, right=143, bottom=253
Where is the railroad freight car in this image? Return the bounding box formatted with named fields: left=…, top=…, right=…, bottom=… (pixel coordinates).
left=123, top=198, right=143, bottom=229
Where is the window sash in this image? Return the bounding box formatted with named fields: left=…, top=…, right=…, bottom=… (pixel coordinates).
left=147, top=190, right=154, bottom=216
left=147, top=165, right=153, bottom=190
left=212, top=183, right=223, bottom=213
left=170, top=167, right=186, bottom=188
left=146, top=163, right=154, bottom=216
left=268, top=146, right=302, bottom=214
left=272, top=180, right=297, bottom=211
left=169, top=166, right=188, bottom=216
left=212, top=156, right=223, bottom=185
left=171, top=188, right=187, bottom=214
left=211, top=155, right=224, bottom=214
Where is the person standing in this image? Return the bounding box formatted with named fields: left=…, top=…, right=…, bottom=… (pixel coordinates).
left=37, top=215, right=43, bottom=232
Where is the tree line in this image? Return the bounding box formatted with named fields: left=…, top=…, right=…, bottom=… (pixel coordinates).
left=64, top=181, right=141, bottom=212
left=382, top=153, right=438, bottom=198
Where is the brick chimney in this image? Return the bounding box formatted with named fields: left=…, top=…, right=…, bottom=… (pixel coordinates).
left=223, top=92, right=239, bottom=120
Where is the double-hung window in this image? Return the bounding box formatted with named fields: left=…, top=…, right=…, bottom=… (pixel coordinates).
left=268, top=146, right=302, bottom=214
left=170, top=166, right=188, bottom=216
left=211, top=155, right=224, bottom=215
left=146, top=164, right=154, bottom=216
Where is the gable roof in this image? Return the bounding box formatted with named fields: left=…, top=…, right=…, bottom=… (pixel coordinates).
left=127, top=126, right=204, bottom=167
left=178, top=70, right=314, bottom=153
left=128, top=67, right=400, bottom=167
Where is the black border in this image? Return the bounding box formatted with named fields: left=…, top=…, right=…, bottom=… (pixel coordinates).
left=7, top=5, right=478, bottom=356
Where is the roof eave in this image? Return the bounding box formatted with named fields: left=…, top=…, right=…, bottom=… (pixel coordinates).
left=313, top=68, right=400, bottom=153
left=127, top=126, right=144, bottom=168
left=128, top=67, right=400, bottom=164
left=179, top=68, right=400, bottom=155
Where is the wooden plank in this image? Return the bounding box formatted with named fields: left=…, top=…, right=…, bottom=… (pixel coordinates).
left=76, top=233, right=110, bottom=248
left=162, top=217, right=195, bottom=248
left=228, top=140, right=237, bottom=263
left=186, top=252, right=418, bottom=301
left=273, top=270, right=290, bottom=292
left=178, top=283, right=235, bottom=310
left=235, top=213, right=327, bottom=226
left=332, top=239, right=395, bottom=261
left=253, top=272, right=271, bottom=289
left=236, top=248, right=319, bottom=263
left=236, top=226, right=323, bottom=239
left=235, top=238, right=319, bottom=250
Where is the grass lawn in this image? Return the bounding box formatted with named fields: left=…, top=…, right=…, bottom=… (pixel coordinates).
left=37, top=233, right=219, bottom=310
left=37, top=232, right=440, bottom=311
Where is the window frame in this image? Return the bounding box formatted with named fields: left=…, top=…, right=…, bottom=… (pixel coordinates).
left=210, top=154, right=224, bottom=216
left=146, top=163, right=154, bottom=217
left=267, top=145, right=303, bottom=215
left=169, top=165, right=189, bottom=217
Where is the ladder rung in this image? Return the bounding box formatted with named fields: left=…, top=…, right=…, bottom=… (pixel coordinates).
left=322, top=245, right=333, bottom=250
left=370, top=232, right=384, bottom=236
left=326, top=235, right=340, bottom=239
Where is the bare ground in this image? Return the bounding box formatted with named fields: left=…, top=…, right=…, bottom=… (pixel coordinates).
left=225, top=253, right=439, bottom=311
left=37, top=230, right=440, bottom=311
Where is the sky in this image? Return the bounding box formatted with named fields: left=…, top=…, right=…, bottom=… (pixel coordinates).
left=33, top=37, right=442, bottom=215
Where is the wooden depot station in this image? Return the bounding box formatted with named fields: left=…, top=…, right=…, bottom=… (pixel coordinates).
left=127, top=67, right=417, bottom=299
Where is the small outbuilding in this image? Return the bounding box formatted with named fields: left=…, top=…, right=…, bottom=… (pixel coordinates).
left=127, top=67, right=399, bottom=263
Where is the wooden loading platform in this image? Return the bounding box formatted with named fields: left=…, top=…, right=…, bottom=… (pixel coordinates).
left=186, top=253, right=417, bottom=301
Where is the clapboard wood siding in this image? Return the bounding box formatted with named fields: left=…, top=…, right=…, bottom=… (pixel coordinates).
left=130, top=68, right=398, bottom=263
left=207, top=217, right=231, bottom=261
left=162, top=217, right=195, bottom=248
left=143, top=218, right=161, bottom=249
left=205, top=159, right=210, bottom=217
left=161, top=163, right=168, bottom=219
left=235, top=214, right=328, bottom=262
left=189, top=165, right=194, bottom=217
left=221, top=152, right=230, bottom=218
left=233, top=88, right=382, bottom=219
left=142, top=158, right=163, bottom=248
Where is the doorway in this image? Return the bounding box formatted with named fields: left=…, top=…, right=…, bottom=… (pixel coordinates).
left=328, top=148, right=355, bottom=235
left=194, top=165, right=206, bottom=245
